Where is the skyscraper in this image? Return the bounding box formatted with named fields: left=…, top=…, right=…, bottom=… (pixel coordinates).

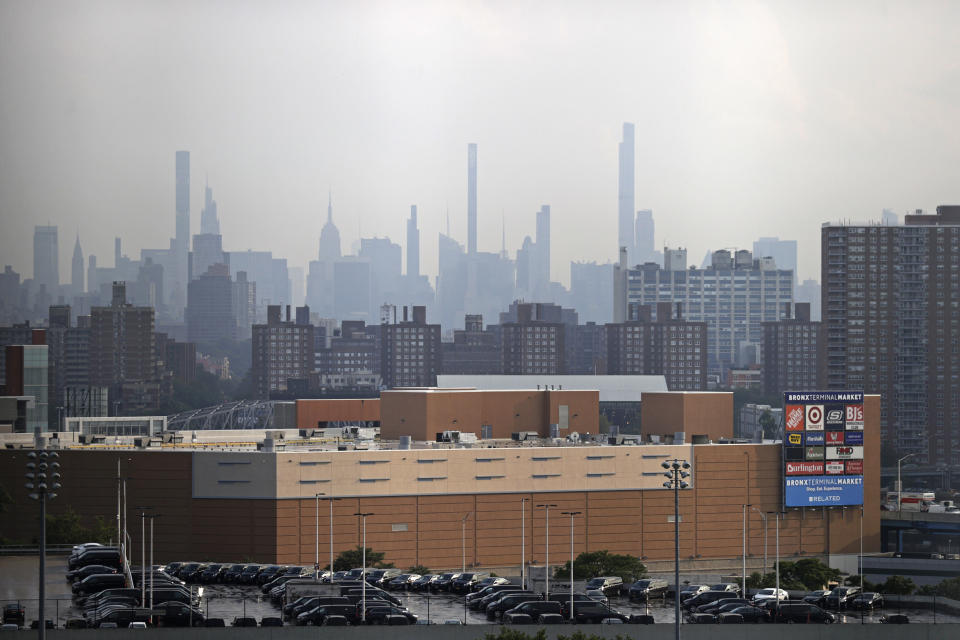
left=33, top=225, right=59, bottom=294
left=467, top=143, right=478, bottom=255
left=822, top=206, right=960, bottom=466
left=753, top=237, right=798, bottom=282
left=172, top=151, right=191, bottom=316
left=200, top=181, right=220, bottom=235
left=534, top=205, right=551, bottom=293
left=618, top=123, right=635, bottom=261
left=635, top=209, right=655, bottom=262
left=406, top=205, right=420, bottom=278
left=318, top=191, right=342, bottom=262
left=71, top=234, right=84, bottom=296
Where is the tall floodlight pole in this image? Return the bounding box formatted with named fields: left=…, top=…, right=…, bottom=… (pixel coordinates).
left=662, top=458, right=690, bottom=640
left=536, top=504, right=557, bottom=597
left=329, top=497, right=341, bottom=578
left=562, top=511, right=581, bottom=622
left=26, top=450, right=61, bottom=640
left=314, top=492, right=325, bottom=580
left=461, top=513, right=471, bottom=572
left=520, top=497, right=529, bottom=590
left=775, top=512, right=780, bottom=614
left=136, top=506, right=153, bottom=606
left=896, top=453, right=918, bottom=513
left=354, top=512, right=373, bottom=624
left=742, top=503, right=749, bottom=594
left=751, top=506, right=767, bottom=575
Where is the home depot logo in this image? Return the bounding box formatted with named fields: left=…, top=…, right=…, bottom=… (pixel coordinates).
left=785, top=405, right=805, bottom=431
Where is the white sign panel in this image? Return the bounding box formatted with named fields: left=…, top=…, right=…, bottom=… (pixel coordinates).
left=826, top=446, right=864, bottom=460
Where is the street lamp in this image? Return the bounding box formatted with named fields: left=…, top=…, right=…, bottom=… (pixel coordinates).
left=520, top=497, right=529, bottom=590
left=461, top=513, right=471, bottom=573
left=145, top=514, right=161, bottom=613
left=26, top=450, right=61, bottom=640
left=136, top=506, right=153, bottom=606
left=561, top=511, right=581, bottom=622
left=751, top=506, right=768, bottom=576
left=897, top=453, right=918, bottom=513
left=662, top=458, right=690, bottom=640
left=354, top=512, right=373, bottom=624
left=536, top=504, right=557, bottom=598
left=741, top=503, right=750, bottom=595
left=314, top=492, right=325, bottom=581
left=329, top=497, right=341, bottom=578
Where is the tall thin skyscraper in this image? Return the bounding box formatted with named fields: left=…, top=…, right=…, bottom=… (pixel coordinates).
left=535, top=205, right=551, bottom=290
left=467, top=143, right=478, bottom=255
left=33, top=225, right=59, bottom=293
left=71, top=233, right=84, bottom=295
left=407, top=205, right=420, bottom=278
left=200, top=180, right=220, bottom=235
left=172, top=150, right=191, bottom=315
left=618, top=123, right=636, bottom=260
left=635, top=209, right=654, bottom=261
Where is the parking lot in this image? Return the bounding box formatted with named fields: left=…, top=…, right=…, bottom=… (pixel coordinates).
left=3, top=554, right=960, bottom=628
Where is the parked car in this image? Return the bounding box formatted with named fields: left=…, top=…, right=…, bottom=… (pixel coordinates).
left=237, top=564, right=263, bottom=584
left=679, top=584, right=711, bottom=602
left=67, top=549, right=122, bottom=571
left=72, top=573, right=127, bottom=596
left=696, top=598, right=749, bottom=615
left=154, top=602, right=204, bottom=627
left=199, top=564, right=226, bottom=583
left=203, top=619, right=225, bottom=627
left=850, top=592, right=884, bottom=610
left=752, top=588, right=789, bottom=604
left=386, top=574, right=421, bottom=590
left=802, top=590, right=831, bottom=606
left=173, top=563, right=204, bottom=581
left=451, top=572, right=490, bottom=594
left=409, top=574, right=439, bottom=591
left=468, top=584, right=522, bottom=608
left=504, top=600, right=563, bottom=620
left=566, top=602, right=629, bottom=624
left=431, top=572, right=462, bottom=591
left=585, top=576, right=624, bottom=596
left=710, top=583, right=741, bottom=596
left=321, top=615, right=350, bottom=626
left=2, top=605, right=25, bottom=628
left=824, top=586, right=861, bottom=609
left=728, top=605, right=771, bottom=623
left=772, top=603, right=836, bottom=624
left=487, top=593, right=542, bottom=620
left=627, top=578, right=669, bottom=601
left=67, top=564, right=117, bottom=583
left=364, top=606, right=418, bottom=625
left=254, top=565, right=284, bottom=585
left=231, top=617, right=257, bottom=627
left=685, top=590, right=738, bottom=612
left=296, top=604, right=356, bottom=626
left=585, top=589, right=608, bottom=604
left=503, top=613, right=534, bottom=625
left=474, top=576, right=510, bottom=590
left=475, top=587, right=528, bottom=610
left=219, top=564, right=247, bottom=583
left=260, top=617, right=283, bottom=627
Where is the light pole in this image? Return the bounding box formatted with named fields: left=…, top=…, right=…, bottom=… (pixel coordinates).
left=561, top=511, right=581, bottom=622
left=520, top=497, right=529, bottom=590
left=146, top=514, right=160, bottom=612
left=897, top=453, right=918, bottom=513
left=662, top=458, right=690, bottom=640
left=461, top=513, right=470, bottom=572
left=329, top=497, right=341, bottom=578
left=354, top=512, right=373, bottom=624
left=741, top=503, right=749, bottom=595
left=751, top=506, right=767, bottom=576
left=136, top=506, right=153, bottom=606
left=314, top=492, right=325, bottom=581
left=26, top=450, right=61, bottom=640
left=536, top=504, right=557, bottom=598
left=774, top=511, right=781, bottom=613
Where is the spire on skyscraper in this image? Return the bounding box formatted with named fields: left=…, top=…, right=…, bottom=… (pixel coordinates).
left=318, top=189, right=341, bottom=261
left=71, top=232, right=84, bottom=294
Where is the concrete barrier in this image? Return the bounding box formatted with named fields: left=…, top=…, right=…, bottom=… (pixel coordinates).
left=3, top=624, right=959, bottom=639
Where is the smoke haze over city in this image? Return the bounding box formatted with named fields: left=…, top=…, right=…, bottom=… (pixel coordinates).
left=2, top=0, right=959, bottom=286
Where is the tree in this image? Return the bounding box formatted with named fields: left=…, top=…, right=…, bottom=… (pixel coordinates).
left=408, top=565, right=430, bottom=575
left=332, top=546, right=393, bottom=572
left=918, top=576, right=960, bottom=599
left=482, top=628, right=548, bottom=640
left=878, top=575, right=915, bottom=595
left=759, top=409, right=777, bottom=440
left=843, top=575, right=878, bottom=591
left=45, top=508, right=89, bottom=545
left=553, top=550, right=646, bottom=583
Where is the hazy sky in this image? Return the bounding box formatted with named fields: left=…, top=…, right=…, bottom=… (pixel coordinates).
left=2, top=0, right=959, bottom=287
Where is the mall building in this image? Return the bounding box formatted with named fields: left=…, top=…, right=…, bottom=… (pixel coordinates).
left=0, top=389, right=880, bottom=572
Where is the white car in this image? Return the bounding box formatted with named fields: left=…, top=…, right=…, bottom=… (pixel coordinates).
left=128, top=622, right=148, bottom=629
left=752, top=588, right=788, bottom=603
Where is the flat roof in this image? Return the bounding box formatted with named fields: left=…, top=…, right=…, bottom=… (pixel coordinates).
left=436, top=375, right=667, bottom=402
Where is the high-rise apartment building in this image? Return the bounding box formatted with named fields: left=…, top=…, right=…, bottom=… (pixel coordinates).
left=762, top=302, right=823, bottom=397
left=380, top=305, right=441, bottom=388
left=616, top=249, right=793, bottom=377
left=4, top=341, right=48, bottom=432
left=605, top=302, right=707, bottom=390
left=822, top=206, right=960, bottom=465
left=501, top=303, right=566, bottom=375
left=468, top=143, right=478, bottom=255
left=251, top=305, right=314, bottom=399
left=316, top=320, right=379, bottom=377
left=441, top=314, right=501, bottom=375
left=172, top=151, right=191, bottom=316
left=33, top=225, right=59, bottom=295
left=89, top=282, right=159, bottom=413
left=618, top=123, right=635, bottom=262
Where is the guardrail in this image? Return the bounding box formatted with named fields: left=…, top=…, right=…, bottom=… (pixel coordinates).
left=0, top=544, right=76, bottom=556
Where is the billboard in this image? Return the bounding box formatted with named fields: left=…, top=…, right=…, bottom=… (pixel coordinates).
left=783, top=391, right=864, bottom=507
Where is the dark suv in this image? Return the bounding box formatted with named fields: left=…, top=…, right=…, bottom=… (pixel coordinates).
left=627, top=578, right=669, bottom=601
left=3, top=604, right=25, bottom=627
left=824, top=586, right=861, bottom=609
left=772, top=603, right=836, bottom=624
left=504, top=600, right=563, bottom=621
left=566, top=601, right=629, bottom=624
left=451, top=572, right=490, bottom=594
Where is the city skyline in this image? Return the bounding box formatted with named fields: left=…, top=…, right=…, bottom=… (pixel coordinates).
left=2, top=1, right=959, bottom=287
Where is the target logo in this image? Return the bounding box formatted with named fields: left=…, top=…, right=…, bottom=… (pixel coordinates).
left=805, top=405, right=824, bottom=430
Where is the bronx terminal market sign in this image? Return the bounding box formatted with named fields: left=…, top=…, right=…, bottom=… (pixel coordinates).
left=783, top=391, right=864, bottom=507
